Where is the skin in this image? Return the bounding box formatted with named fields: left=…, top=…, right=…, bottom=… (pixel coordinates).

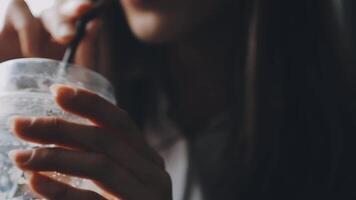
left=120, top=0, right=226, bottom=43
left=0, top=0, right=231, bottom=199
left=121, top=0, right=232, bottom=128
left=10, top=84, right=170, bottom=200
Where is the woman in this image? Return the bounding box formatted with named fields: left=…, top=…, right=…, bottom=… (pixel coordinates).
left=0, top=0, right=355, bottom=199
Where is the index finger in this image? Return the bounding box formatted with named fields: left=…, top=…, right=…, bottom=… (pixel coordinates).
left=49, top=84, right=163, bottom=166
left=50, top=84, right=129, bottom=130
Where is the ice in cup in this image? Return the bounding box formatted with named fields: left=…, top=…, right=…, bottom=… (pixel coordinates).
left=0, top=58, right=116, bottom=199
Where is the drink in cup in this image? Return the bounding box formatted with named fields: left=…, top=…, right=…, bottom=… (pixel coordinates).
left=0, top=58, right=116, bottom=199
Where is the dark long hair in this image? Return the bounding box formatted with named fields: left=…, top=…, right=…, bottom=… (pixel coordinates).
left=100, top=0, right=356, bottom=199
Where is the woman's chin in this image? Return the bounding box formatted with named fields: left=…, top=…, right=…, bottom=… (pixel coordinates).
left=129, top=25, right=170, bottom=44
left=126, top=15, right=179, bottom=44
left=132, top=31, right=171, bottom=44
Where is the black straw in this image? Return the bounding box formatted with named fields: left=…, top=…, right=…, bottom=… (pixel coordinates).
left=60, top=0, right=105, bottom=73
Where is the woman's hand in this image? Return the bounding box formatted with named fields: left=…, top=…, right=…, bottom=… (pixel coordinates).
left=9, top=84, right=172, bottom=200
left=0, top=0, right=108, bottom=69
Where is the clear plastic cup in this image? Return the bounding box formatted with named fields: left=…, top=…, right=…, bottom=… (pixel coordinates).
left=0, top=58, right=116, bottom=199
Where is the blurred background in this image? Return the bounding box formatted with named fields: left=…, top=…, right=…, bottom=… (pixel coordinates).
left=0, top=0, right=55, bottom=28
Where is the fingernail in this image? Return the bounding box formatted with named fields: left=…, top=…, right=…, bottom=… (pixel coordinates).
left=8, top=150, right=34, bottom=166
left=9, top=117, right=34, bottom=135
left=9, top=116, right=20, bottom=132
left=50, top=84, right=76, bottom=103
left=50, top=84, right=75, bottom=97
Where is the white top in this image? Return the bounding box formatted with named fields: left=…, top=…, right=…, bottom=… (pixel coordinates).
left=158, top=137, right=202, bottom=200
left=144, top=92, right=203, bottom=200
left=145, top=122, right=203, bottom=200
